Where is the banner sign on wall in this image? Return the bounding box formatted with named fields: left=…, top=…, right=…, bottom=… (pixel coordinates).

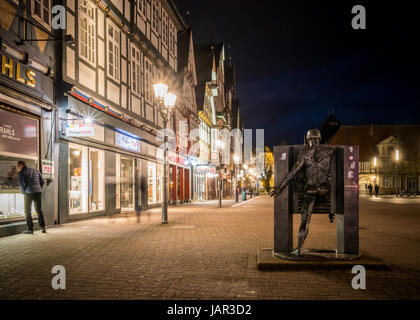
left=0, top=107, right=38, bottom=159
left=65, top=123, right=95, bottom=137
left=41, top=160, right=54, bottom=180
left=115, top=132, right=141, bottom=152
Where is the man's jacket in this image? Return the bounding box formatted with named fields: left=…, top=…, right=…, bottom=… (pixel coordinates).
left=18, top=166, right=44, bottom=194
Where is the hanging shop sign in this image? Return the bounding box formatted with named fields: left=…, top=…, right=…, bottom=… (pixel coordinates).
left=115, top=132, right=141, bottom=152
left=41, top=160, right=54, bottom=180
left=0, top=107, right=38, bottom=159
left=65, top=123, right=95, bottom=137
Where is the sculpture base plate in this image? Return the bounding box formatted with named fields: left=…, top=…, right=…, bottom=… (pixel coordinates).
left=273, top=248, right=361, bottom=261
left=257, top=248, right=390, bottom=270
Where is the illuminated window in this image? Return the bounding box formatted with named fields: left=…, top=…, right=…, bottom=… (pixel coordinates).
left=32, top=0, right=51, bottom=30
left=131, top=44, right=142, bottom=97
left=69, top=144, right=104, bottom=214
left=107, top=21, right=120, bottom=82
left=79, top=0, right=96, bottom=65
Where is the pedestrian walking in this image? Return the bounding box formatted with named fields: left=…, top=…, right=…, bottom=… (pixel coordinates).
left=241, top=188, right=246, bottom=201
left=17, top=161, right=46, bottom=234
left=368, top=183, right=373, bottom=195
left=374, top=184, right=379, bottom=197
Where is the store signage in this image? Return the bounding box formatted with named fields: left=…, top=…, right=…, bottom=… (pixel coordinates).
left=42, top=160, right=54, bottom=180
left=0, top=108, right=38, bottom=159
left=115, top=132, right=141, bottom=152
left=1, top=54, right=36, bottom=88
left=65, top=123, right=95, bottom=137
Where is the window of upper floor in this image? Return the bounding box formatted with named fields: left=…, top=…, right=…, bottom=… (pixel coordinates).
left=137, top=0, right=147, bottom=19
left=151, top=0, right=160, bottom=34
left=162, top=7, right=169, bottom=48
left=131, top=43, right=143, bottom=97
left=32, top=0, right=51, bottom=30
left=144, top=57, right=155, bottom=104
left=107, top=21, right=121, bottom=82
left=169, top=20, right=176, bottom=56
left=79, top=0, right=96, bottom=66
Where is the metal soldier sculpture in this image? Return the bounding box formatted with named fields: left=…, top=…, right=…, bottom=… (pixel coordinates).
left=271, top=129, right=335, bottom=255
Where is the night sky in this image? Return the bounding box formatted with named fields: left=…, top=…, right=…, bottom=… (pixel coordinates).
left=174, top=0, right=420, bottom=147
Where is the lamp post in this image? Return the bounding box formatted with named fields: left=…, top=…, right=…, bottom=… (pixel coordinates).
left=216, top=138, right=225, bottom=208
left=153, top=83, right=176, bottom=224
left=395, top=150, right=400, bottom=196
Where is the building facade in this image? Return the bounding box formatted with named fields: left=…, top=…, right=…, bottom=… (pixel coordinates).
left=57, top=0, right=187, bottom=223
left=0, top=0, right=58, bottom=236
left=329, top=125, right=420, bottom=195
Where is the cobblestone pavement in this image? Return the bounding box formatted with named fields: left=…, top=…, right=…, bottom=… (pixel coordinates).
left=0, top=195, right=419, bottom=300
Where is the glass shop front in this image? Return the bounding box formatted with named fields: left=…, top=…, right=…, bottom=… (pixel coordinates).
left=68, top=144, right=105, bottom=214
left=0, top=106, right=39, bottom=221
left=116, top=154, right=135, bottom=211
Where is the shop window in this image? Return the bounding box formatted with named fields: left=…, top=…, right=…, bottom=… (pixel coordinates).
left=0, top=156, right=37, bottom=220
left=69, top=144, right=104, bottom=214
left=119, top=156, right=135, bottom=211
left=0, top=107, right=39, bottom=220
left=148, top=162, right=162, bottom=204
left=89, top=149, right=105, bottom=211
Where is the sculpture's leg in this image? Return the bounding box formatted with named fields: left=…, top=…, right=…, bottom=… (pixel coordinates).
left=291, top=196, right=316, bottom=255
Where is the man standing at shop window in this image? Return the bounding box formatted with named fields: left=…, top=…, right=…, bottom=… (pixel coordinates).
left=17, top=160, right=46, bottom=234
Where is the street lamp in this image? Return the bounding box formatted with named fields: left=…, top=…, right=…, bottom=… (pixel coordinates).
left=216, top=138, right=225, bottom=208
left=395, top=150, right=400, bottom=196
left=154, top=82, right=176, bottom=224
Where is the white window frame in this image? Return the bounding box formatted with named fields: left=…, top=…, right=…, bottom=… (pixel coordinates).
left=107, top=21, right=121, bottom=82
left=78, top=0, right=96, bottom=66
left=130, top=43, right=142, bottom=97
left=137, top=0, right=147, bottom=19
left=32, top=0, right=51, bottom=30
left=169, top=20, right=176, bottom=56
left=151, top=0, right=160, bottom=34
left=162, top=8, right=169, bottom=47
left=144, top=57, right=154, bottom=104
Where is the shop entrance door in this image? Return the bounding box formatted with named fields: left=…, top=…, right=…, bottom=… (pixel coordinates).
left=120, top=157, right=134, bottom=211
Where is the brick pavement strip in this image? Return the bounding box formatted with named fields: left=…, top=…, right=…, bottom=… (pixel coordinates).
left=0, top=195, right=420, bottom=300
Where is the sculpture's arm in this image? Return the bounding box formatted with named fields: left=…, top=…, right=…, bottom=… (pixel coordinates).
left=270, top=155, right=305, bottom=197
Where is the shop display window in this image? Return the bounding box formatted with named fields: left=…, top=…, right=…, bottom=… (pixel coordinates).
left=148, top=162, right=163, bottom=204
left=69, top=144, right=104, bottom=214
left=0, top=156, right=37, bottom=220
left=119, top=156, right=135, bottom=211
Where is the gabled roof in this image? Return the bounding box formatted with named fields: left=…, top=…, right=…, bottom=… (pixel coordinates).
left=328, top=125, right=420, bottom=159
left=321, top=112, right=341, bottom=143
left=194, top=43, right=214, bottom=111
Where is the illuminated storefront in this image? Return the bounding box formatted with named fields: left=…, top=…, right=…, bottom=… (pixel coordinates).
left=0, top=107, right=39, bottom=220
left=68, top=144, right=105, bottom=214
left=0, top=29, right=56, bottom=236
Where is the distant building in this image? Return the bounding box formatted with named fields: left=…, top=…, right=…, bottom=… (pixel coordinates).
left=328, top=125, right=420, bottom=194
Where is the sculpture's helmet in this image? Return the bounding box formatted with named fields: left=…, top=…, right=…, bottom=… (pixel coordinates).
left=306, top=129, right=321, bottom=143
left=306, top=129, right=321, bottom=140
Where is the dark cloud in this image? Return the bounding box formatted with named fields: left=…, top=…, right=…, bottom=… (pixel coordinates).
left=175, top=0, right=420, bottom=146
